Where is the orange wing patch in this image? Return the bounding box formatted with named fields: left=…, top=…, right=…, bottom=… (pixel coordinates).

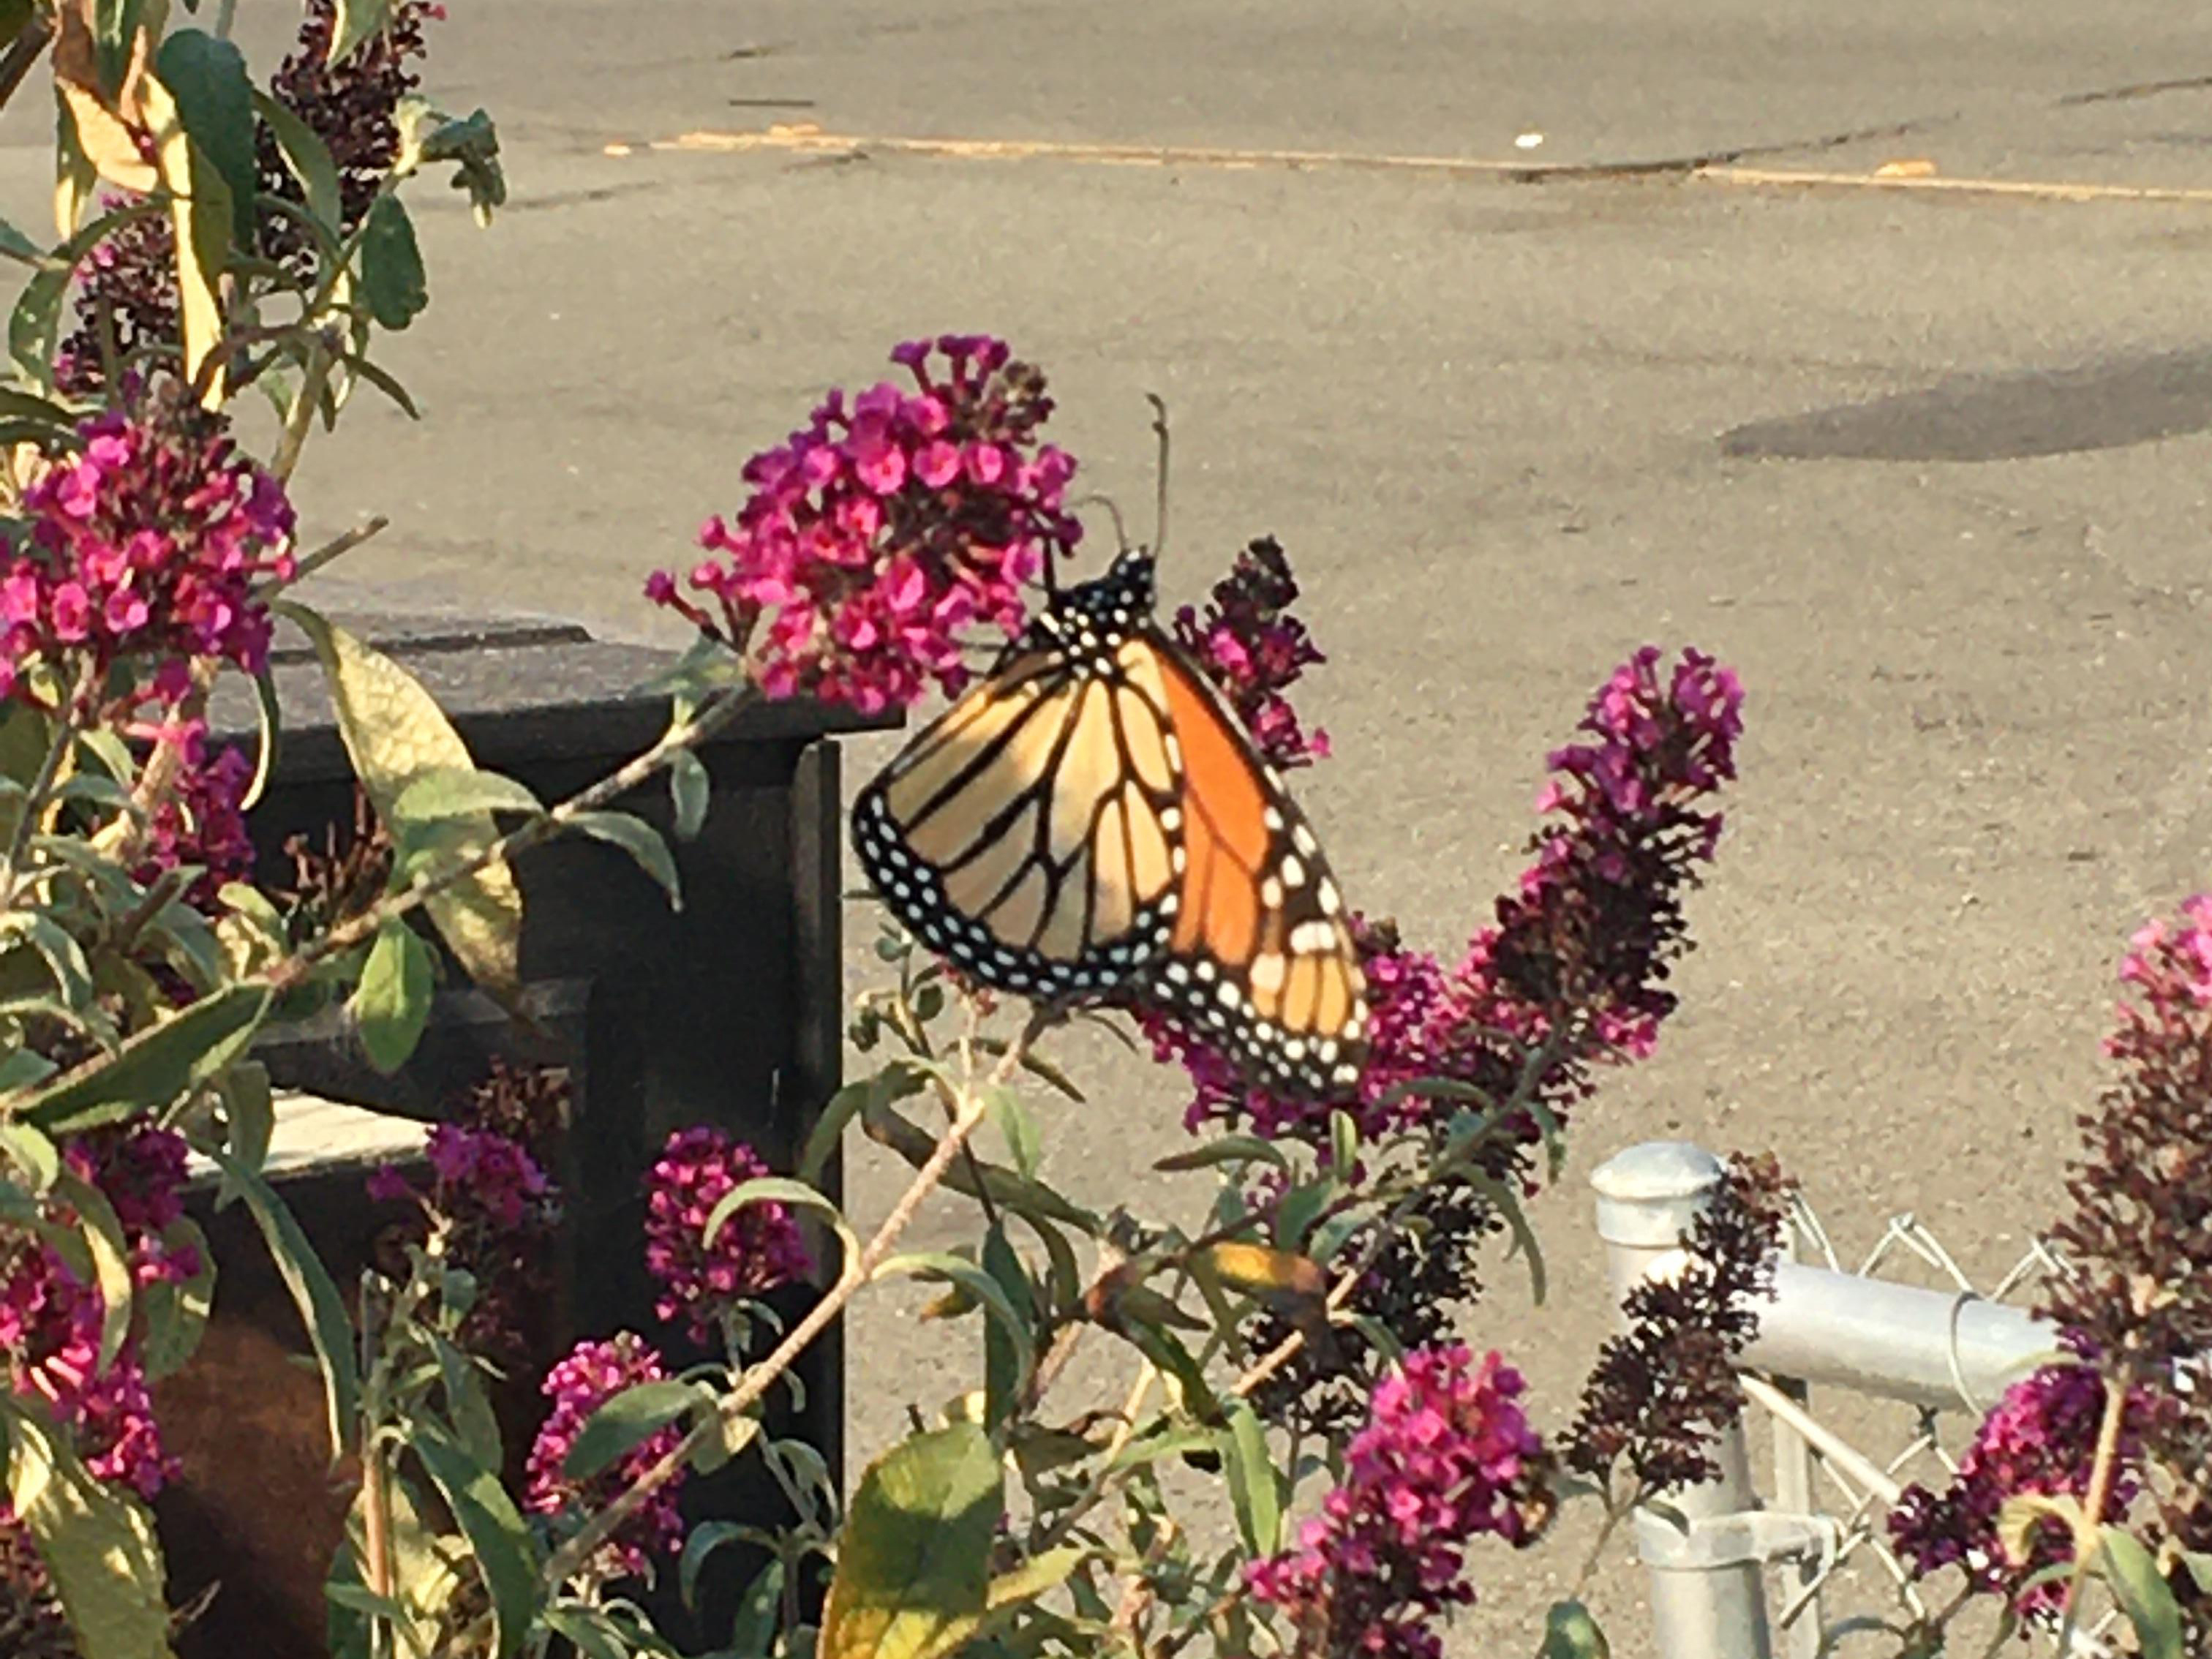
left=1146, top=654, right=1369, bottom=1093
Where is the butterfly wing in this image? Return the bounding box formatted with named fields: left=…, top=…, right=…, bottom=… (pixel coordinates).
left=851, top=642, right=1185, bottom=998
left=1132, top=637, right=1369, bottom=1095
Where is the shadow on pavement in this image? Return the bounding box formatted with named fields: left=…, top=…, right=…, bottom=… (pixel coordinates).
left=1721, top=345, right=2212, bottom=461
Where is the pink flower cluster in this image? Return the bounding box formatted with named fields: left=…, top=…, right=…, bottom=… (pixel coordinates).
left=524, top=1332, right=687, bottom=1580
left=642, top=1126, right=813, bottom=1346
left=648, top=335, right=1080, bottom=712
left=1248, top=1346, right=1548, bottom=1658
left=134, top=734, right=256, bottom=912
left=2113, top=894, right=2212, bottom=1037
left=1889, top=1361, right=2134, bottom=1620
left=1172, top=535, right=1331, bottom=770
left=0, top=1127, right=198, bottom=1498
left=1170, top=647, right=1743, bottom=1149
left=1, top=400, right=295, bottom=699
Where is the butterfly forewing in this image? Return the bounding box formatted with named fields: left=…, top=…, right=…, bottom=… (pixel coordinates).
left=851, top=622, right=1184, bottom=999
left=850, top=550, right=1370, bottom=1099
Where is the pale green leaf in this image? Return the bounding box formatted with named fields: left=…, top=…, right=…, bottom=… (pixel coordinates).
left=1536, top=1599, right=1611, bottom=1659
left=565, top=810, right=681, bottom=908
left=201, top=1148, right=358, bottom=1458
left=560, top=1379, right=707, bottom=1482
left=411, top=1424, right=539, bottom=1659
left=4, top=1402, right=175, bottom=1658
left=349, top=919, right=434, bottom=1073
left=276, top=603, right=522, bottom=996
left=819, top=1422, right=1002, bottom=1659
left=2101, top=1530, right=2183, bottom=1659
left=18, top=982, right=270, bottom=1134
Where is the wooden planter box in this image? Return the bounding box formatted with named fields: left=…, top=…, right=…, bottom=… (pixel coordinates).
left=151, top=610, right=891, bottom=1655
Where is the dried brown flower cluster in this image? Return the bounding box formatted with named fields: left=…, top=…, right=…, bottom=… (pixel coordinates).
left=1565, top=1151, right=1792, bottom=1492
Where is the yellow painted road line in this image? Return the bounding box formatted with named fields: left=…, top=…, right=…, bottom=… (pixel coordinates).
left=645, top=125, right=1568, bottom=178
left=1701, top=163, right=2212, bottom=205
left=627, top=125, right=2212, bottom=206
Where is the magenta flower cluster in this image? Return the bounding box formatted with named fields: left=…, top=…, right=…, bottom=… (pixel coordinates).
left=1172, top=535, right=1331, bottom=770
left=524, top=1332, right=688, bottom=1580
left=0, top=1126, right=198, bottom=1499
left=1169, top=647, right=1743, bottom=1149
left=1, top=402, right=295, bottom=700
left=368, top=1123, right=554, bottom=1231
left=642, top=1126, right=812, bottom=1346
left=648, top=335, right=1080, bottom=712
left=1248, top=1346, right=1547, bottom=1658
left=1889, top=1361, right=2133, bottom=1620
left=134, top=732, right=256, bottom=912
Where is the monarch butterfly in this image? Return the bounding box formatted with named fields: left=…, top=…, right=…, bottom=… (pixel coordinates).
left=850, top=533, right=1369, bottom=1097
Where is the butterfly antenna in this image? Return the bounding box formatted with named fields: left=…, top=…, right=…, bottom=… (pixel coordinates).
left=1146, top=393, right=1171, bottom=560
left=1071, top=492, right=1133, bottom=558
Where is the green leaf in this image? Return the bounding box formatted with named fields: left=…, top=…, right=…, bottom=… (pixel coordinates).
left=561, top=1378, right=707, bottom=1482
left=18, top=982, right=270, bottom=1133
left=202, top=1148, right=359, bottom=1459
left=252, top=90, right=342, bottom=240
left=350, top=919, right=434, bottom=1073
left=705, top=1175, right=856, bottom=1273
left=328, top=0, right=395, bottom=65
left=1465, top=1170, right=1547, bottom=1306
left=800, top=1063, right=929, bottom=1186
left=670, top=748, right=710, bottom=840
left=876, top=1250, right=1035, bottom=1408
left=277, top=603, right=523, bottom=997
left=56, top=1172, right=133, bottom=1372
left=539, top=1606, right=627, bottom=1659
left=4, top=1402, right=176, bottom=1659
left=154, top=30, right=257, bottom=244
left=862, top=1100, right=1097, bottom=1233
left=140, top=1218, right=214, bottom=1379
left=565, top=810, right=682, bottom=909
left=1153, top=1134, right=1290, bottom=1174
left=728, top=1556, right=786, bottom=1652
left=1328, top=1107, right=1359, bottom=1174
left=0, top=210, right=34, bottom=266
left=411, top=1424, right=540, bottom=1659
left=979, top=1224, right=1028, bottom=1427
left=1536, top=1599, right=1611, bottom=1659
left=0, top=1121, right=59, bottom=1190
left=1219, top=1396, right=1282, bottom=1556
left=358, top=195, right=426, bottom=329
left=819, top=1422, right=1003, bottom=1659
left=982, top=1086, right=1039, bottom=1182
left=391, top=765, right=544, bottom=825
left=217, top=1059, right=274, bottom=1187
left=2100, top=1530, right=2183, bottom=1659
left=395, top=100, right=505, bottom=225
left=1995, top=1492, right=2081, bottom=1568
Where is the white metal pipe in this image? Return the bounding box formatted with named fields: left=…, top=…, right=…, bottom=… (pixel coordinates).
left=1745, top=1259, right=2060, bottom=1411
left=1592, top=1142, right=1775, bottom=1659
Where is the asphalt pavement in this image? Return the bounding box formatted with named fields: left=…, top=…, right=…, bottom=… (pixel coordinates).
left=14, top=2, right=2212, bottom=1649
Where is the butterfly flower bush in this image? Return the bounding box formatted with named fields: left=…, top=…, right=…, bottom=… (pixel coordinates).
left=0, top=4, right=2181, bottom=1651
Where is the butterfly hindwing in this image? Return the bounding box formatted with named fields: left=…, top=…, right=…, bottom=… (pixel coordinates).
left=1132, top=644, right=1368, bottom=1094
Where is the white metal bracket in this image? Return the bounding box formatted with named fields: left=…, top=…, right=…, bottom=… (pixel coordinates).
left=1633, top=1508, right=1840, bottom=1573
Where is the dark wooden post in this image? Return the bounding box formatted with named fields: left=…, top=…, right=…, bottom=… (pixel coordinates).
left=155, top=611, right=892, bottom=1654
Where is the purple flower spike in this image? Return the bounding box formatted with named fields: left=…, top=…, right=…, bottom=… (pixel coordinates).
left=642, top=1127, right=813, bottom=1345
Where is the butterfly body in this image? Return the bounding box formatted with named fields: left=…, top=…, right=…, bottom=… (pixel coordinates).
left=851, top=550, right=1368, bottom=1095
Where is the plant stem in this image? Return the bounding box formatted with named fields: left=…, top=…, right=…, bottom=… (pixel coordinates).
left=271, top=332, right=339, bottom=484
left=268, top=514, right=389, bottom=592
left=1, top=659, right=98, bottom=904
left=2058, top=1358, right=2136, bottom=1646
left=538, top=1012, right=1053, bottom=1592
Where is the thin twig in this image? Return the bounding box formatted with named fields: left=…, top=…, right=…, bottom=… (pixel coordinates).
left=271, top=331, right=339, bottom=484
left=2058, top=1359, right=2137, bottom=1644
left=271, top=514, right=390, bottom=592
left=538, top=1011, right=1056, bottom=1592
